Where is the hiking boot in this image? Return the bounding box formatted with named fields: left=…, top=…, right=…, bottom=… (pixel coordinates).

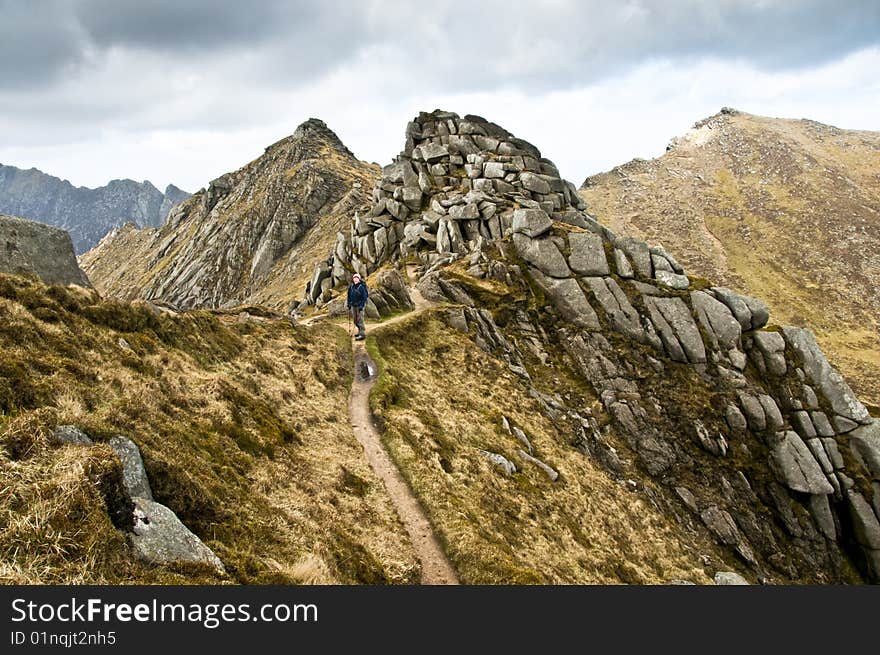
left=355, top=334, right=365, bottom=341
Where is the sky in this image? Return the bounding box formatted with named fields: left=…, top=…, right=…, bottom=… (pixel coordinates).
left=1, top=0, right=879, bottom=192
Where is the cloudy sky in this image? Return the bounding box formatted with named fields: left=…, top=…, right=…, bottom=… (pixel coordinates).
left=1, top=0, right=879, bottom=192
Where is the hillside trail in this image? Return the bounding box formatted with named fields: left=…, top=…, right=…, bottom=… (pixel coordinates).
left=347, top=268, right=459, bottom=585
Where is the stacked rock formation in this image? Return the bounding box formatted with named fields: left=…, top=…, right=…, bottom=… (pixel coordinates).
left=311, top=110, right=880, bottom=582
left=302, top=110, right=587, bottom=304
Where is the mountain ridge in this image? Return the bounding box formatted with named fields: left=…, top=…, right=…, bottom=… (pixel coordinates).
left=0, top=163, right=190, bottom=254
left=80, top=119, right=379, bottom=311
left=21, top=108, right=880, bottom=585
left=301, top=108, right=880, bottom=583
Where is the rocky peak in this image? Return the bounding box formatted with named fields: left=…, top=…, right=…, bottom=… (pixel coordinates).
left=81, top=120, right=378, bottom=311
left=302, top=109, right=589, bottom=306
left=580, top=111, right=880, bottom=408
left=261, top=117, right=358, bottom=163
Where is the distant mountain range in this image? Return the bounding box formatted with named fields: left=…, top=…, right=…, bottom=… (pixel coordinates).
left=0, top=163, right=190, bottom=254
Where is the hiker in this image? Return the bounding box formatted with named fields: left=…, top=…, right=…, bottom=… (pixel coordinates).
left=347, top=273, right=368, bottom=341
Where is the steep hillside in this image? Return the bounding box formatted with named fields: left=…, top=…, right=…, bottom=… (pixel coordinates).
left=80, top=120, right=379, bottom=312
left=0, top=164, right=189, bottom=253
left=579, top=109, right=880, bottom=407
left=314, top=109, right=880, bottom=583
left=0, top=273, right=417, bottom=584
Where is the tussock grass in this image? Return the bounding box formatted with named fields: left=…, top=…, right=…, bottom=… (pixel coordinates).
left=0, top=273, right=417, bottom=585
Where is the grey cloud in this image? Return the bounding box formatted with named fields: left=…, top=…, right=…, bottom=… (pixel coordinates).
left=74, top=0, right=292, bottom=51
left=73, top=0, right=368, bottom=85
left=1, top=0, right=878, bottom=151
left=349, top=0, right=880, bottom=93
left=0, top=1, right=83, bottom=88
left=3, top=1, right=879, bottom=92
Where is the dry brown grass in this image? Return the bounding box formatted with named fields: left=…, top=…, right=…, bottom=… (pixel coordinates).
left=368, top=310, right=725, bottom=584
left=0, top=273, right=418, bottom=585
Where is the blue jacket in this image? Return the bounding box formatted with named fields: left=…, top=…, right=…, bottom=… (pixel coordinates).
left=347, top=281, right=368, bottom=310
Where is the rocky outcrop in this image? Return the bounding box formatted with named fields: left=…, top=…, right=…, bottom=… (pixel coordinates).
left=0, top=215, right=91, bottom=287
left=80, top=119, right=378, bottom=313
left=319, top=109, right=880, bottom=583
left=304, top=111, right=588, bottom=300
left=0, top=164, right=189, bottom=253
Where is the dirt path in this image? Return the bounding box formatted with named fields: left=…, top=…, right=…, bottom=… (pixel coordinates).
left=347, top=284, right=459, bottom=585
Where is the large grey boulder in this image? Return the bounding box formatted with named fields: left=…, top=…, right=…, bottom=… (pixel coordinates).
left=714, top=571, right=750, bottom=585
left=512, top=208, right=552, bottom=238
left=372, top=269, right=414, bottom=311
left=655, top=270, right=689, bottom=290
left=782, top=326, right=870, bottom=424
left=712, top=287, right=769, bottom=330
left=0, top=215, right=91, bottom=287
left=614, top=236, right=652, bottom=278
left=584, top=277, right=644, bottom=341
left=513, top=233, right=570, bottom=278
left=613, top=249, right=634, bottom=278
left=758, top=395, right=784, bottom=432
left=519, top=172, right=551, bottom=194
left=529, top=268, right=599, bottom=330
left=131, top=497, right=225, bottom=573
left=737, top=392, right=766, bottom=432
left=568, top=232, right=609, bottom=276
left=769, top=431, right=834, bottom=495
left=644, top=296, right=706, bottom=364
left=847, top=491, right=880, bottom=549
left=751, top=330, right=788, bottom=376
left=109, top=436, right=154, bottom=501
left=691, top=291, right=742, bottom=351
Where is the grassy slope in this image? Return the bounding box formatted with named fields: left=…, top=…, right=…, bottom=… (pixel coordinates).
left=367, top=310, right=732, bottom=584
left=580, top=112, right=880, bottom=407
left=0, top=273, right=418, bottom=585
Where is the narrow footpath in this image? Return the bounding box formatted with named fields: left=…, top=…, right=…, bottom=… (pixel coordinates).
left=347, top=286, right=459, bottom=585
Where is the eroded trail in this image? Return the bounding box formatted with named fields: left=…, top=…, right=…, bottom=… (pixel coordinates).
left=347, top=288, right=459, bottom=585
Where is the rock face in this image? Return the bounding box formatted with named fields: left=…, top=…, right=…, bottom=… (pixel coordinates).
left=0, top=164, right=189, bottom=254
left=579, top=109, right=880, bottom=408
left=0, top=215, right=91, bottom=287
left=80, top=119, right=378, bottom=312
left=315, top=109, right=880, bottom=583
